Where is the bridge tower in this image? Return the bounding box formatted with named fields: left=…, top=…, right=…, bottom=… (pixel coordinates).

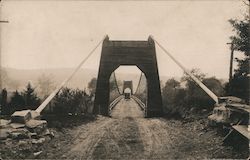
left=123, top=81, right=133, bottom=94
left=93, top=35, right=163, bottom=117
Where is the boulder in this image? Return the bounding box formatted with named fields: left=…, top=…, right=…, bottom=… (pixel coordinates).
left=26, top=119, right=47, bottom=134
left=43, top=129, right=54, bottom=138
left=28, top=132, right=38, bottom=139
left=11, top=110, right=31, bottom=124
left=9, top=128, right=30, bottom=139
left=10, top=123, right=25, bottom=129
left=31, top=137, right=45, bottom=144
left=0, top=119, right=11, bottom=129
left=18, top=140, right=28, bottom=147
left=33, top=151, right=43, bottom=156
left=0, top=128, right=10, bottom=140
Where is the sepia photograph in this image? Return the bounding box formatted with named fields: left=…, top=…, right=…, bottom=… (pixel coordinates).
left=0, top=0, right=249, bottom=159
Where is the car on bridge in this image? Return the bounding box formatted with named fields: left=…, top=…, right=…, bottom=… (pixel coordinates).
left=124, top=88, right=131, bottom=100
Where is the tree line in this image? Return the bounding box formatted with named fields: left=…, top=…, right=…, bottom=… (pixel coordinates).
left=0, top=83, right=40, bottom=115
left=0, top=80, right=96, bottom=116
left=161, top=69, right=225, bottom=118
left=225, top=15, right=249, bottom=103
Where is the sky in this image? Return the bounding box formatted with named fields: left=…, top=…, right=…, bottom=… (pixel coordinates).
left=0, top=0, right=248, bottom=79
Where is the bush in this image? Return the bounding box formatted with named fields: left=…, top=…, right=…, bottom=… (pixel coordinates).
left=162, top=69, right=225, bottom=118
left=52, top=87, right=92, bottom=116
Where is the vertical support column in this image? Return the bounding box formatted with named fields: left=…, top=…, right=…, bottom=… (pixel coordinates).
left=94, top=36, right=115, bottom=116
left=138, top=37, right=163, bottom=117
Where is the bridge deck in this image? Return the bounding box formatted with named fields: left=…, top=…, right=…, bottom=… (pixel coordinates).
left=36, top=99, right=241, bottom=159
left=110, top=98, right=144, bottom=118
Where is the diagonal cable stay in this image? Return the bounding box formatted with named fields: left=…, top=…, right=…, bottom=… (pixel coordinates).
left=36, top=35, right=106, bottom=113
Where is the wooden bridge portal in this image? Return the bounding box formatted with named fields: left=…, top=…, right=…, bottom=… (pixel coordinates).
left=93, top=36, right=163, bottom=117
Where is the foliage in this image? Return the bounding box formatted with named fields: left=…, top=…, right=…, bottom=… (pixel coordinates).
left=162, top=69, right=225, bottom=117
left=22, top=82, right=41, bottom=110
left=53, top=87, right=91, bottom=116
left=162, top=78, right=186, bottom=117
left=227, top=16, right=250, bottom=102
left=9, top=90, right=25, bottom=112
left=88, top=77, right=97, bottom=95
left=0, top=89, right=9, bottom=114
left=1, top=82, right=41, bottom=115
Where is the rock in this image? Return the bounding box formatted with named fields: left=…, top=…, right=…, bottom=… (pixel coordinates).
left=50, top=131, right=55, bottom=138
left=9, top=128, right=30, bottom=139
left=28, top=132, right=38, bottom=139
left=0, top=119, right=11, bottom=128
left=31, top=137, right=45, bottom=144
left=10, top=123, right=25, bottom=129
left=201, top=109, right=207, bottom=113
left=11, top=110, right=31, bottom=124
left=62, top=154, right=67, bottom=158
left=26, top=119, right=47, bottom=134
left=18, top=140, right=28, bottom=147
left=0, top=128, right=10, bottom=140
left=43, top=129, right=54, bottom=138
left=198, top=132, right=204, bottom=136
left=33, top=151, right=42, bottom=156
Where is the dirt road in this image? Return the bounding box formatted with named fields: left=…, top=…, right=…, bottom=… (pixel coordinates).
left=41, top=98, right=233, bottom=159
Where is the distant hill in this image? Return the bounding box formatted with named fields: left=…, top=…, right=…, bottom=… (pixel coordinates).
left=3, top=68, right=97, bottom=91
left=2, top=67, right=174, bottom=92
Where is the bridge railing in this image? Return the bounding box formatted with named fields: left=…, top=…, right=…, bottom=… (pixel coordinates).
left=131, top=95, right=146, bottom=116
left=109, top=95, right=124, bottom=114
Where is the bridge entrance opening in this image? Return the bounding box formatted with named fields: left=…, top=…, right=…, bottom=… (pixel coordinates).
left=108, top=65, right=143, bottom=103
left=93, top=36, right=163, bottom=117
left=108, top=65, right=146, bottom=118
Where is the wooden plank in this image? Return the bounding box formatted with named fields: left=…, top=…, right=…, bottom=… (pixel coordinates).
left=232, top=125, right=250, bottom=140
left=227, top=103, right=250, bottom=113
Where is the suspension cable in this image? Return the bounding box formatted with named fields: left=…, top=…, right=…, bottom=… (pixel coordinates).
left=134, top=72, right=143, bottom=95
left=151, top=35, right=218, bottom=104
left=36, top=35, right=107, bottom=113
left=113, top=71, right=122, bottom=95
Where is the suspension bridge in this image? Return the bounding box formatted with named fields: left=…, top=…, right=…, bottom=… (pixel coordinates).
left=34, top=35, right=218, bottom=118
left=6, top=35, right=250, bottom=159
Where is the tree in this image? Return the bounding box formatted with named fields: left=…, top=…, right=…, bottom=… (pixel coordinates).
left=227, top=16, right=250, bottom=103
left=0, top=88, right=8, bottom=115
left=10, top=90, right=25, bottom=112
left=22, top=82, right=40, bottom=110
left=88, top=77, right=97, bottom=95
left=180, top=69, right=206, bottom=108
left=161, top=69, right=225, bottom=117
left=162, top=78, right=181, bottom=105
left=203, top=77, right=225, bottom=96
left=53, top=87, right=90, bottom=116
left=162, top=78, right=186, bottom=117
